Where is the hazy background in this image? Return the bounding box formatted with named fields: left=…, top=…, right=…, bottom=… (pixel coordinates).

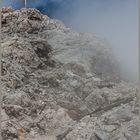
left=3, top=0, right=138, bottom=82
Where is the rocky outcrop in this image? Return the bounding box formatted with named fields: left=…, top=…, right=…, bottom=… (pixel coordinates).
left=1, top=8, right=139, bottom=140
left=2, top=8, right=120, bottom=82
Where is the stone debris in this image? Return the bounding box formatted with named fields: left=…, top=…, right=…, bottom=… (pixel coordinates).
left=1, top=8, right=139, bottom=140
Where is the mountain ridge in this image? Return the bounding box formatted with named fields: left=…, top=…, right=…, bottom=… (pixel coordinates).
left=1, top=8, right=138, bottom=140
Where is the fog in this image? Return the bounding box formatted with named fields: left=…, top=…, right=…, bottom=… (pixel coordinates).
left=3, top=0, right=138, bottom=82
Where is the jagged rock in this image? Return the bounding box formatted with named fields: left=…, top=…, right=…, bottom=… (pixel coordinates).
left=3, top=104, right=25, bottom=118
left=2, top=7, right=14, bottom=13
left=1, top=8, right=121, bottom=82
left=1, top=8, right=138, bottom=140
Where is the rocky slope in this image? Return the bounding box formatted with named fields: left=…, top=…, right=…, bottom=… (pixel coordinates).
left=1, top=7, right=139, bottom=140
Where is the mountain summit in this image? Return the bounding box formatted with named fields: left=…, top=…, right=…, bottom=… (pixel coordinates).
left=1, top=8, right=138, bottom=140
left=2, top=8, right=120, bottom=82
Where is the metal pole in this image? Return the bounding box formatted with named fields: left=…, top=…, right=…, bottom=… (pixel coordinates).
left=25, top=0, right=27, bottom=8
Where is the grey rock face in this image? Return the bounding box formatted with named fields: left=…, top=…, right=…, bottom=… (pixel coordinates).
left=1, top=8, right=138, bottom=140
left=2, top=8, right=120, bottom=82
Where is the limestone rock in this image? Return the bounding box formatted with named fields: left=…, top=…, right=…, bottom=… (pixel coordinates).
left=1, top=8, right=138, bottom=140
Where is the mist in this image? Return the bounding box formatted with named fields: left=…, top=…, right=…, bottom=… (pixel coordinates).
left=3, top=0, right=138, bottom=82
